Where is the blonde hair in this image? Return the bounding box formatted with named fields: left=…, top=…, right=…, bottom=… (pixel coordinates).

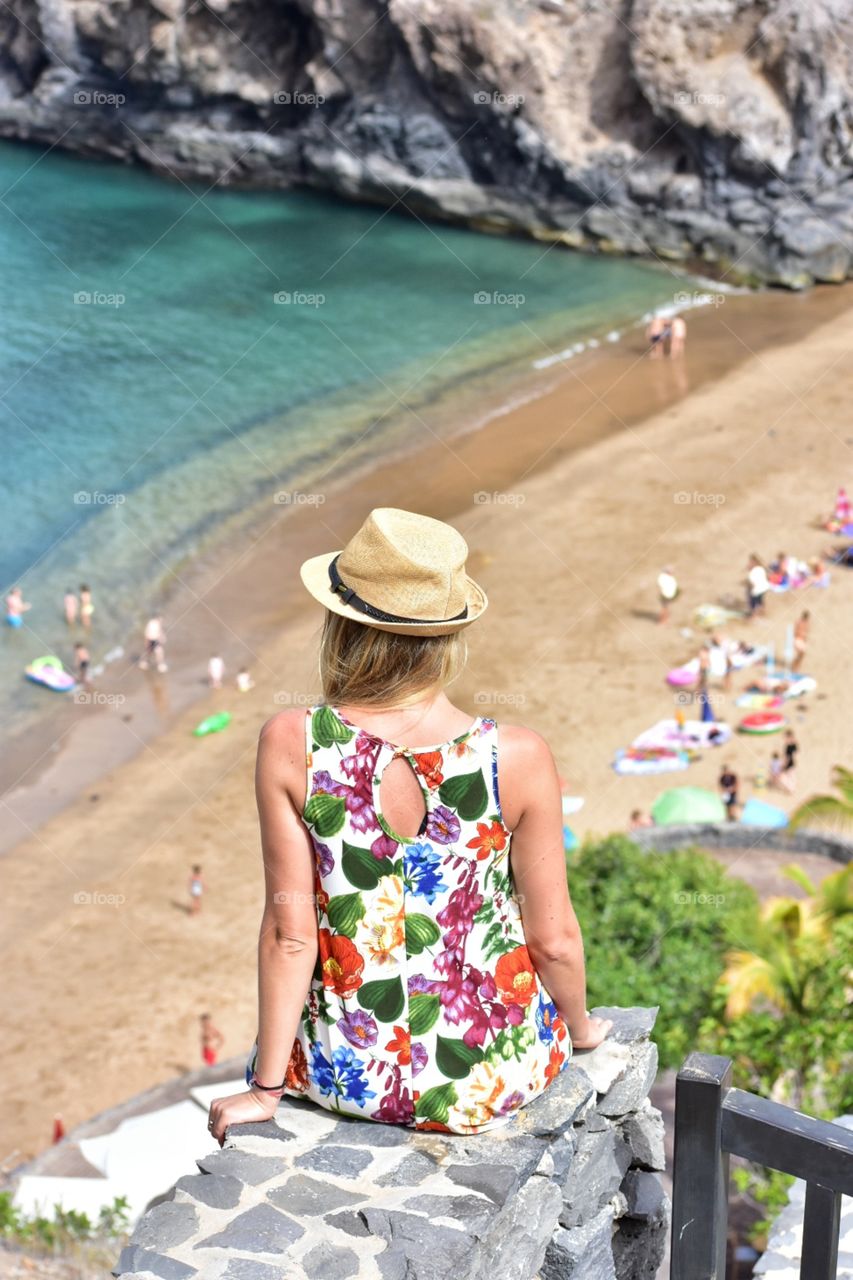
left=318, top=612, right=466, bottom=709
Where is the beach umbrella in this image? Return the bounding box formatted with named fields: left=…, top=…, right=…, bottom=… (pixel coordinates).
left=563, top=824, right=579, bottom=851
left=739, top=798, right=789, bottom=828
left=651, top=786, right=726, bottom=825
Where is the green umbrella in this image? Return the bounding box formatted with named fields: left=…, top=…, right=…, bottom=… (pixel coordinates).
left=651, top=786, right=726, bottom=825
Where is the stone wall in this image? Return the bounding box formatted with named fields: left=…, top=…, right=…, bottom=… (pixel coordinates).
left=630, top=824, right=852, bottom=865
left=113, top=1007, right=667, bottom=1280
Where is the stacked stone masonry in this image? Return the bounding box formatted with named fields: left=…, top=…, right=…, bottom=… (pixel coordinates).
left=114, top=1007, right=667, bottom=1280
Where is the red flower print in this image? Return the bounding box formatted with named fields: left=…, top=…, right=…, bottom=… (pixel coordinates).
left=465, top=820, right=507, bottom=859
left=385, top=1024, right=412, bottom=1066
left=544, top=1044, right=565, bottom=1084
left=318, top=929, right=363, bottom=997
left=494, top=945, right=537, bottom=1009
left=413, top=751, right=444, bottom=789
left=284, top=1038, right=309, bottom=1092
left=313, top=876, right=329, bottom=915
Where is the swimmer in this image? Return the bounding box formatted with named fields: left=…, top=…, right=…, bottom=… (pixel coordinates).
left=5, top=586, right=31, bottom=628
left=63, top=588, right=78, bottom=626
left=79, top=584, right=94, bottom=629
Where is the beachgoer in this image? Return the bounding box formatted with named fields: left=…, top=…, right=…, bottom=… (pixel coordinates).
left=5, top=586, right=31, bottom=628
left=208, top=655, right=225, bottom=689
left=792, top=610, right=810, bottom=672
left=189, top=864, right=204, bottom=916
left=236, top=666, right=255, bottom=693
left=206, top=507, right=613, bottom=1145
left=79, top=584, right=94, bottom=629
left=781, top=730, right=798, bottom=791
left=139, top=615, right=167, bottom=672
left=835, top=487, right=852, bottom=524
left=746, top=555, right=769, bottom=617
left=63, top=588, right=78, bottom=626
left=719, top=763, right=739, bottom=822
left=74, top=642, right=90, bottom=686
left=808, top=556, right=830, bottom=586
left=629, top=809, right=653, bottom=830
left=646, top=314, right=666, bottom=359
left=769, top=751, right=792, bottom=795
left=657, top=567, right=678, bottom=624
left=698, top=644, right=711, bottom=690
left=669, top=314, right=687, bottom=358
left=200, top=1013, right=224, bottom=1067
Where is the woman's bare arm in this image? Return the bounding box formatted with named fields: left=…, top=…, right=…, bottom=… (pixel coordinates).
left=498, top=724, right=611, bottom=1050
left=208, top=710, right=318, bottom=1143
left=252, top=710, right=320, bottom=1083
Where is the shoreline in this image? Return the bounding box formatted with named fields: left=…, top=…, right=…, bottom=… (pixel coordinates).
left=3, top=281, right=851, bottom=855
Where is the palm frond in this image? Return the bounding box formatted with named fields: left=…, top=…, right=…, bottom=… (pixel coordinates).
left=789, top=794, right=853, bottom=832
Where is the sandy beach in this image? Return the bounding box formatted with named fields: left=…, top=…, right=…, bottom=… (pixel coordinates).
left=3, top=285, right=853, bottom=1165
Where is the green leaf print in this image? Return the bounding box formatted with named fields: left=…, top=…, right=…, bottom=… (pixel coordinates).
left=405, top=913, right=440, bottom=956
left=436, top=1035, right=485, bottom=1080
left=357, top=976, right=405, bottom=1023
left=481, top=919, right=520, bottom=964
left=326, top=892, right=366, bottom=938
left=342, top=842, right=395, bottom=890
left=304, top=793, right=346, bottom=837
left=414, top=1082, right=458, bottom=1124
left=438, top=770, right=488, bottom=821
left=313, top=705, right=354, bottom=748
left=409, top=993, right=440, bottom=1035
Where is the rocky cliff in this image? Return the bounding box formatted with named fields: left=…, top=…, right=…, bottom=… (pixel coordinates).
left=2, top=0, right=852, bottom=286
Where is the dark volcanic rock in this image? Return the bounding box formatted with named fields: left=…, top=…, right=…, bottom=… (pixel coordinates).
left=7, top=2, right=849, bottom=285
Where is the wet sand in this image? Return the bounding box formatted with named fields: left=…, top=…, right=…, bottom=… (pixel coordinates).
left=2, top=283, right=853, bottom=1163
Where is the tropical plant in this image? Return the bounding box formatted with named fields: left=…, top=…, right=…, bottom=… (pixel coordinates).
left=720, top=863, right=852, bottom=1019
left=790, top=764, right=853, bottom=832
left=567, top=835, right=760, bottom=1068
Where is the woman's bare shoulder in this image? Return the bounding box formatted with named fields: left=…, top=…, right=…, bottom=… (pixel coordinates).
left=497, top=722, right=556, bottom=768
left=258, top=708, right=310, bottom=768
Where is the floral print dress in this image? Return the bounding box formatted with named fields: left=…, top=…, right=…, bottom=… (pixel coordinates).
left=246, top=706, right=571, bottom=1135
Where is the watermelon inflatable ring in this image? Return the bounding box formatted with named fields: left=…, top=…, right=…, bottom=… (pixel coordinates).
left=738, top=710, right=786, bottom=735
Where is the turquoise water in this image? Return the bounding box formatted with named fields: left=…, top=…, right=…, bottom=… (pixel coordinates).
left=0, top=139, right=682, bottom=734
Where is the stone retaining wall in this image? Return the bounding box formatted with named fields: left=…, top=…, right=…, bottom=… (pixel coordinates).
left=113, top=1007, right=667, bottom=1280
left=630, top=824, right=852, bottom=865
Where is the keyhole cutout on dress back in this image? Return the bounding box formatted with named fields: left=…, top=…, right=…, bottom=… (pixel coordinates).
left=378, top=754, right=428, bottom=841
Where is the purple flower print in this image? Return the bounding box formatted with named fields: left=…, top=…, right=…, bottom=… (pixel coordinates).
left=411, top=1043, right=428, bottom=1076
left=371, top=832, right=398, bottom=861
left=408, top=974, right=442, bottom=996
left=312, top=770, right=348, bottom=798
left=337, top=1009, right=378, bottom=1050
left=425, top=805, right=460, bottom=845
left=312, top=840, right=334, bottom=877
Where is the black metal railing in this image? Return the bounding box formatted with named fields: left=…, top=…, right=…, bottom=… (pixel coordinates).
left=670, top=1052, right=853, bottom=1280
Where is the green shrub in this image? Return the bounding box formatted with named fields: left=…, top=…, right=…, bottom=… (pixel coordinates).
left=568, top=834, right=760, bottom=1068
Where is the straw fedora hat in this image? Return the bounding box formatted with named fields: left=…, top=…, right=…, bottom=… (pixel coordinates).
left=299, top=508, right=488, bottom=636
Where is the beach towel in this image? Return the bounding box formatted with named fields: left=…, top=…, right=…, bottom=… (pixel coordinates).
left=632, top=719, right=732, bottom=753
left=612, top=746, right=690, bottom=776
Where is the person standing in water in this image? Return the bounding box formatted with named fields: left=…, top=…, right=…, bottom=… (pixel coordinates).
left=74, top=642, right=91, bottom=687
left=5, top=586, right=31, bottom=628
left=79, top=585, right=94, bottom=630
left=200, top=1013, right=224, bottom=1067
left=63, top=588, right=78, bottom=626
left=669, top=314, right=687, bottom=358
left=140, top=616, right=167, bottom=672
left=206, top=507, right=612, bottom=1145
left=646, top=313, right=666, bottom=359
